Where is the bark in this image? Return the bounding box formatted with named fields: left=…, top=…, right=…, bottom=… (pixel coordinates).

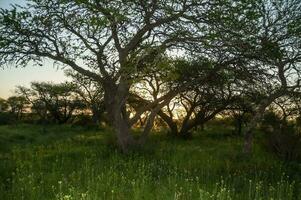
left=138, top=95, right=175, bottom=144
left=243, top=90, right=285, bottom=154
left=104, top=79, right=178, bottom=152
left=243, top=115, right=260, bottom=154
left=114, top=110, right=135, bottom=153
left=157, top=110, right=179, bottom=136
left=91, top=105, right=103, bottom=125
left=235, top=116, right=243, bottom=136
left=103, top=79, right=136, bottom=153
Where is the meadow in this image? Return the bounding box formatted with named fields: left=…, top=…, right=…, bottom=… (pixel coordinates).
left=0, top=124, right=300, bottom=200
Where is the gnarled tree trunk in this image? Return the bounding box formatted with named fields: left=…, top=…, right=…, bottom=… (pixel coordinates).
left=104, top=80, right=135, bottom=153
left=157, top=110, right=179, bottom=136
left=243, top=90, right=285, bottom=154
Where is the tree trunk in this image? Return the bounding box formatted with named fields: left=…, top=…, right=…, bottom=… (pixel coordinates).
left=157, top=110, right=179, bottom=136
left=200, top=123, right=205, bottom=131
left=139, top=95, right=176, bottom=144
left=243, top=118, right=257, bottom=154
left=104, top=80, right=135, bottom=153
left=243, top=90, right=285, bottom=154
left=114, top=112, right=135, bottom=153
left=104, top=78, right=178, bottom=152
left=235, top=116, right=243, bottom=136
left=91, top=108, right=100, bottom=125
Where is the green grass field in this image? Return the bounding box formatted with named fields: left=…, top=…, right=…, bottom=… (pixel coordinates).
left=0, top=124, right=300, bottom=200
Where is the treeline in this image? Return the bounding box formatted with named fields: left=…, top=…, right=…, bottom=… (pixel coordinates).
left=1, top=67, right=301, bottom=161
left=0, top=70, right=105, bottom=125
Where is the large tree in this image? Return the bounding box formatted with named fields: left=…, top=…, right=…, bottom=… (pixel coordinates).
left=0, top=0, right=219, bottom=152
left=242, top=0, right=301, bottom=153
left=200, top=0, right=301, bottom=153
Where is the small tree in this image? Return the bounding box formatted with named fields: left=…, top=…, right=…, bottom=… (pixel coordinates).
left=0, top=98, right=8, bottom=112
left=65, top=70, right=105, bottom=125
left=17, top=82, right=84, bottom=124
left=6, top=95, right=28, bottom=120
left=204, top=0, right=301, bottom=153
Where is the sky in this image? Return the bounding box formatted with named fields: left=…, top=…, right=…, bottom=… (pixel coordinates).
left=0, top=0, right=68, bottom=99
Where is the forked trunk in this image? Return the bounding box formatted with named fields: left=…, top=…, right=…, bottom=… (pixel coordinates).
left=157, top=110, right=179, bottom=136
left=104, top=79, right=178, bottom=152
left=243, top=90, right=285, bottom=154
left=104, top=80, right=135, bottom=153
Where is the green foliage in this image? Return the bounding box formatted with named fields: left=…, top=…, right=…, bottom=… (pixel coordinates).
left=0, top=124, right=300, bottom=199
left=0, top=0, right=301, bottom=152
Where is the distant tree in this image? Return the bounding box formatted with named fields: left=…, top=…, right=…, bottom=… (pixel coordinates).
left=6, top=96, right=28, bottom=120
left=65, top=70, right=105, bottom=125
left=226, top=99, right=254, bottom=136
left=17, top=82, right=84, bottom=124
left=0, top=98, right=8, bottom=112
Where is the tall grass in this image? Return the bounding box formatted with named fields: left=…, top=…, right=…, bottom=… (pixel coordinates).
left=0, top=124, right=300, bottom=199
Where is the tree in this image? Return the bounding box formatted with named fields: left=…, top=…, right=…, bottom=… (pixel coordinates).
left=131, top=59, right=238, bottom=138
left=226, top=98, right=254, bottom=136
left=6, top=96, right=28, bottom=120
left=242, top=0, right=301, bottom=153
left=202, top=0, right=301, bottom=153
left=0, top=0, right=217, bottom=152
left=65, top=69, right=105, bottom=125
left=17, top=82, right=84, bottom=124
left=0, top=98, right=8, bottom=112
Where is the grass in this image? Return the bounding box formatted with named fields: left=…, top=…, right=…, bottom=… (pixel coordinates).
left=0, top=124, right=300, bottom=199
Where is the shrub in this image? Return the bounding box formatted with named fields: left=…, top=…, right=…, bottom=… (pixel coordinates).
left=0, top=112, right=15, bottom=125
left=261, top=112, right=301, bottom=162
left=72, top=114, right=94, bottom=126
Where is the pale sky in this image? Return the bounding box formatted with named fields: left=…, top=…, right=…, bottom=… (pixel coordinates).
left=0, top=0, right=68, bottom=99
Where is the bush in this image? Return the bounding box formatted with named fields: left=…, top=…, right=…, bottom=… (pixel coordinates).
left=0, top=112, right=15, bottom=125
left=72, top=114, right=94, bottom=126
left=264, top=127, right=301, bottom=162
left=261, top=112, right=301, bottom=162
